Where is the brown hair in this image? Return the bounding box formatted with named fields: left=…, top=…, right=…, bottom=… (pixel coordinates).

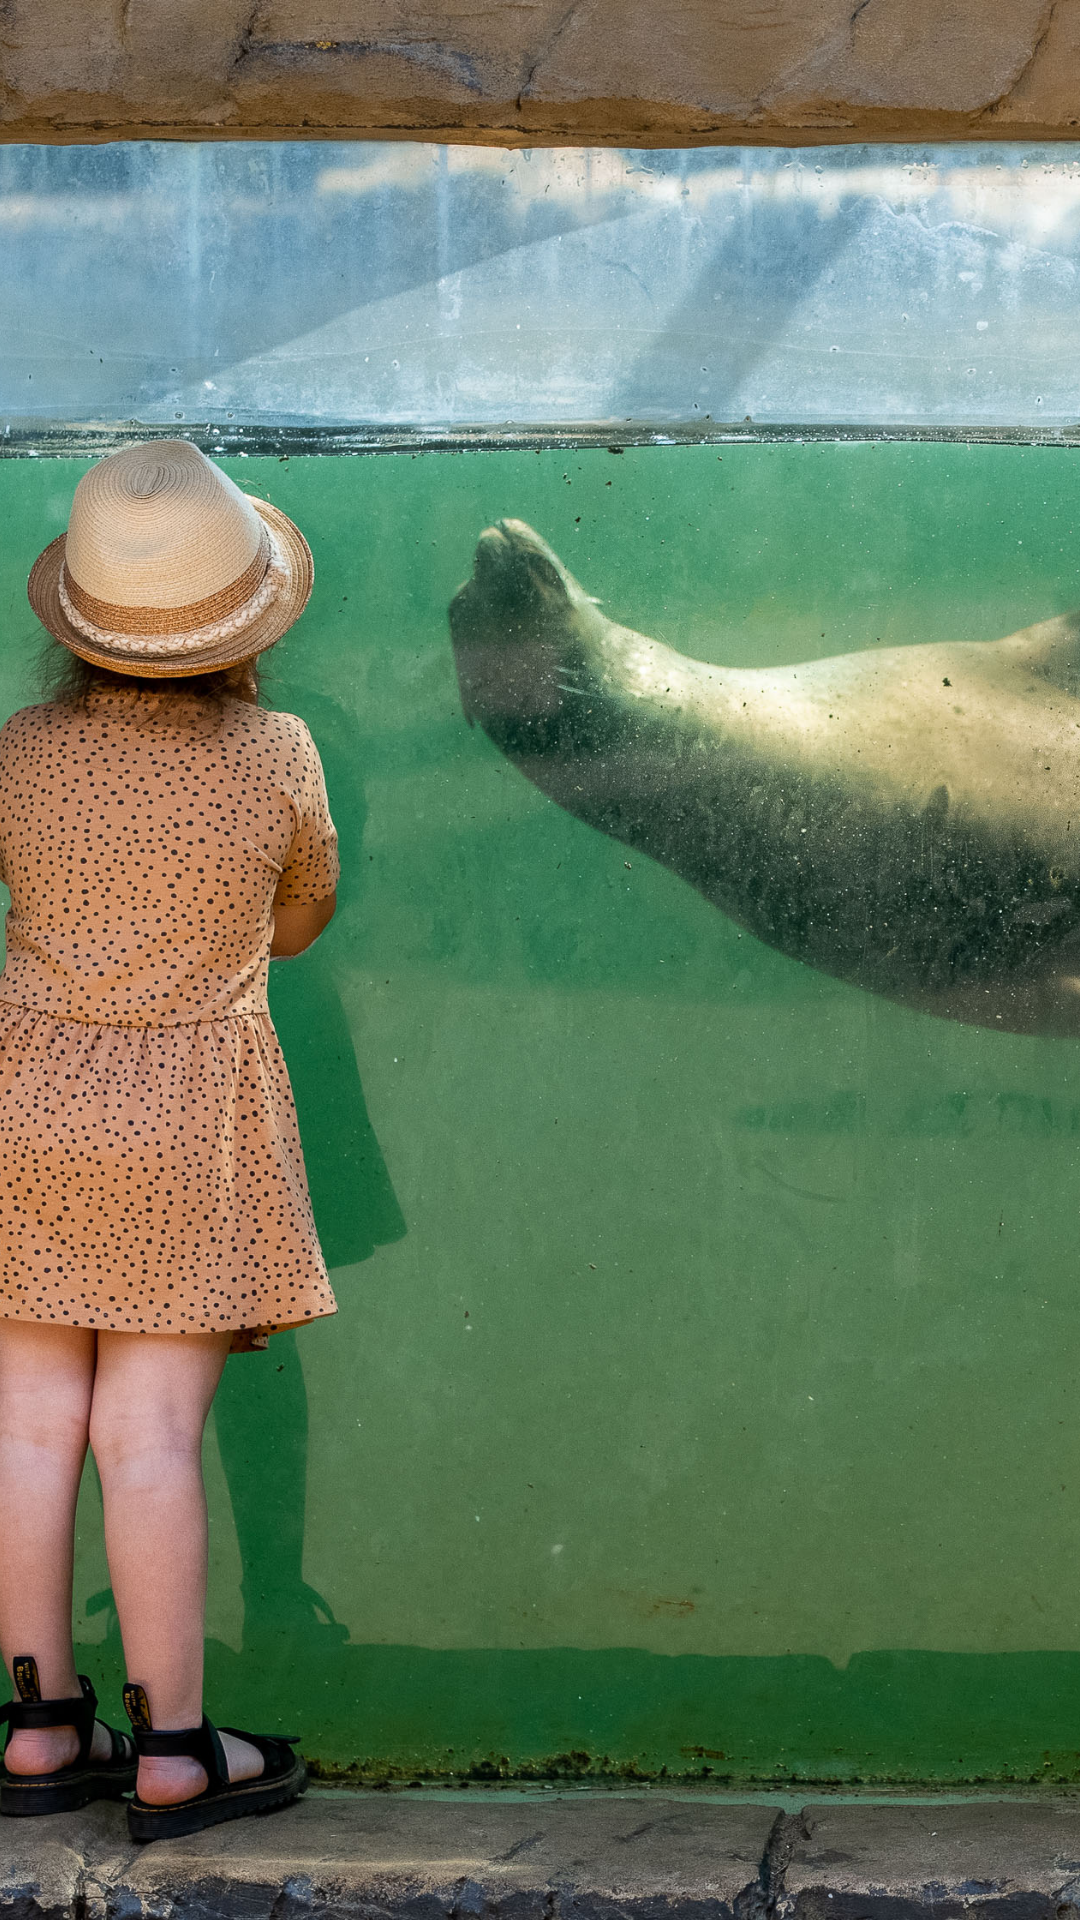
left=37, top=638, right=267, bottom=709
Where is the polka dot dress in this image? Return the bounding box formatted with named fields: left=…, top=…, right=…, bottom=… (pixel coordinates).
left=0, top=687, right=340, bottom=1352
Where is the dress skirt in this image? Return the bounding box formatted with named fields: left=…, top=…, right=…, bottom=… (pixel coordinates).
left=0, top=1004, right=338, bottom=1351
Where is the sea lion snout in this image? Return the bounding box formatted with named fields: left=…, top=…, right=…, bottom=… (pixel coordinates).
left=449, top=520, right=595, bottom=738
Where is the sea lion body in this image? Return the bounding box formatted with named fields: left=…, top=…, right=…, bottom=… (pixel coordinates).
left=449, top=520, right=1080, bottom=1035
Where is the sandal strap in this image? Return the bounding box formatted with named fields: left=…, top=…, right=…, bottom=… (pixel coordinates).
left=108, top=1724, right=137, bottom=1768
left=1, top=1663, right=96, bottom=1762
left=123, top=1685, right=227, bottom=1792
left=218, top=1727, right=299, bottom=1775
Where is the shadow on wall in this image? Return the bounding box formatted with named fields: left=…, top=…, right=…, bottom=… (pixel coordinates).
left=214, top=950, right=406, bottom=1657
left=218, top=684, right=407, bottom=1655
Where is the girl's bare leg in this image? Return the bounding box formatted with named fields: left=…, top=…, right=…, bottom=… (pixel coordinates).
left=0, top=1319, right=113, bottom=1773
left=91, top=1332, right=262, bottom=1806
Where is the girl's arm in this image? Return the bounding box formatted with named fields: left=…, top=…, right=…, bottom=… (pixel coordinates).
left=270, top=891, right=336, bottom=959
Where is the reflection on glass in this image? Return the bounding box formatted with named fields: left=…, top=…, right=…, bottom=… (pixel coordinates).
left=6, top=142, right=1080, bottom=429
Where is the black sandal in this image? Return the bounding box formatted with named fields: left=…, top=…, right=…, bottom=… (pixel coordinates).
left=0, top=1656, right=137, bottom=1817
left=122, top=1683, right=306, bottom=1841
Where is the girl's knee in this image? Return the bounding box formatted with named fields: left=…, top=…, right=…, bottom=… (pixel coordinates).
left=88, top=1331, right=226, bottom=1474
left=0, top=1400, right=89, bottom=1463
left=88, top=1398, right=205, bottom=1476
left=0, top=1377, right=91, bottom=1462
left=0, top=1324, right=96, bottom=1452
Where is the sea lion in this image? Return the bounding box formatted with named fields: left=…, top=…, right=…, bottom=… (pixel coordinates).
left=448, top=518, right=1080, bottom=1036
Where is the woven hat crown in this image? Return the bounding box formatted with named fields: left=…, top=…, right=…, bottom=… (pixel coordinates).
left=64, top=441, right=265, bottom=624
left=28, top=440, right=314, bottom=677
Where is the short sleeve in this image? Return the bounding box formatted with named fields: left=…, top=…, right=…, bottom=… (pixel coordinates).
left=276, top=724, right=340, bottom=906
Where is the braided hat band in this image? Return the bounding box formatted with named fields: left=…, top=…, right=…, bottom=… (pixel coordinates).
left=28, top=442, right=314, bottom=678
left=58, top=528, right=290, bottom=658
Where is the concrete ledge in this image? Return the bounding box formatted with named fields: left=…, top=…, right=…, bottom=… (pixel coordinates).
left=6, top=1792, right=1080, bottom=1920
left=0, top=1794, right=776, bottom=1920
left=780, top=1801, right=1080, bottom=1920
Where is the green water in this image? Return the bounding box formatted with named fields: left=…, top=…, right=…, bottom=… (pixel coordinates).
left=5, top=441, right=1080, bottom=1782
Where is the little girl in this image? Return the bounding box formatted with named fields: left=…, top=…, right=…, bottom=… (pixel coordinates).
left=0, top=441, right=339, bottom=1838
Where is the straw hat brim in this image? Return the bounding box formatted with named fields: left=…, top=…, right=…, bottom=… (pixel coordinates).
left=27, top=498, right=314, bottom=678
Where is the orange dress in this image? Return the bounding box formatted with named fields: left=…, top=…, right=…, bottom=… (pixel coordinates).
left=0, top=687, right=339, bottom=1351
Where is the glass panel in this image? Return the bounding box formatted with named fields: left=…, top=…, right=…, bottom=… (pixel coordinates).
left=4, top=437, right=1080, bottom=1778
left=5, top=141, right=1080, bottom=432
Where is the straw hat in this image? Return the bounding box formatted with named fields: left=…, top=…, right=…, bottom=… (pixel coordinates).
left=27, top=441, right=314, bottom=678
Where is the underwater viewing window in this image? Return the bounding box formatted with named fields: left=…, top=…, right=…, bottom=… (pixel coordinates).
left=10, top=138, right=1080, bottom=1784
left=5, top=141, right=1080, bottom=441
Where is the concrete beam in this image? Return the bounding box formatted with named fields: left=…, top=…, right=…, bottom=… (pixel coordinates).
left=7, top=1793, right=1080, bottom=1920
left=2, top=0, right=1080, bottom=148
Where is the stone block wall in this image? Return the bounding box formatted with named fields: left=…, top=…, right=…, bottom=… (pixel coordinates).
left=2, top=0, right=1079, bottom=147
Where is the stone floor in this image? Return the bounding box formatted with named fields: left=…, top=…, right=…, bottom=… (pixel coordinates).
left=5, top=1788, right=1080, bottom=1920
